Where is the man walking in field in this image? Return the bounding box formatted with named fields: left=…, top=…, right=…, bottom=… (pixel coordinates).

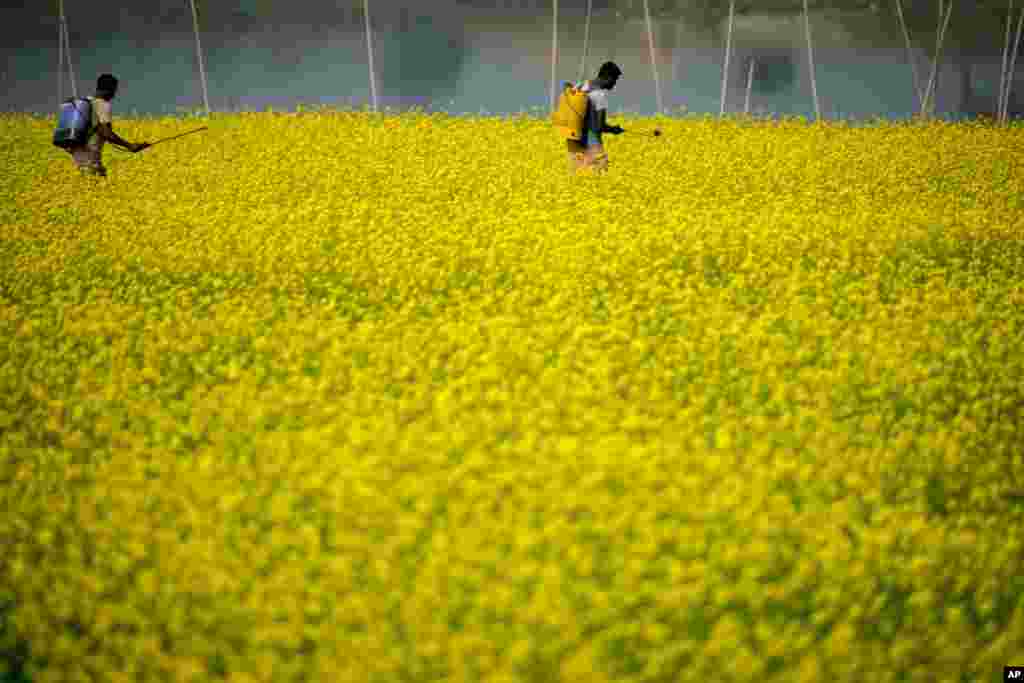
left=567, top=61, right=625, bottom=174
left=68, top=74, right=149, bottom=177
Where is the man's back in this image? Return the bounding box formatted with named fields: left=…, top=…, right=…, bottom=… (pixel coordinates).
left=83, top=95, right=113, bottom=155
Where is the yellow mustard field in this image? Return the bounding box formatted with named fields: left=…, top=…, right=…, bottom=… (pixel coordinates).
left=1, top=109, right=1023, bottom=682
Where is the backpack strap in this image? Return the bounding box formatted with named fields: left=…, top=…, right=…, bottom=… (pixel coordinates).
left=80, top=96, right=96, bottom=140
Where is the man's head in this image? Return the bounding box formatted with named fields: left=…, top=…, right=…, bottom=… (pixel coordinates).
left=596, top=62, right=622, bottom=90
left=96, top=74, right=118, bottom=100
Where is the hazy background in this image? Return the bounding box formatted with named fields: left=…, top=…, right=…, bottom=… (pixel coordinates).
left=4, top=0, right=1022, bottom=121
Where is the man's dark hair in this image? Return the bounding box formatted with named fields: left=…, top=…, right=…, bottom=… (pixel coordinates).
left=598, top=62, right=622, bottom=80
left=97, top=74, right=118, bottom=92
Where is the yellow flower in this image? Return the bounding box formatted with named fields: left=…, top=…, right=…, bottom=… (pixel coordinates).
left=560, top=641, right=611, bottom=683
left=4, top=110, right=1022, bottom=683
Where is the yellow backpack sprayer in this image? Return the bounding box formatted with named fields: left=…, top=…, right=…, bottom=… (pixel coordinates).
left=552, top=81, right=664, bottom=142
left=552, top=81, right=590, bottom=141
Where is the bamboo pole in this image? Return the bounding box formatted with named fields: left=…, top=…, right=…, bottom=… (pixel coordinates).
left=744, top=57, right=756, bottom=115
left=673, top=18, right=684, bottom=108
left=1001, top=5, right=1024, bottom=123
left=189, top=0, right=211, bottom=114
left=57, top=0, right=63, bottom=105
left=895, top=0, right=926, bottom=111
left=578, top=0, right=592, bottom=82
left=936, top=1, right=954, bottom=115
left=643, top=0, right=663, bottom=114
left=803, top=0, right=821, bottom=122
left=920, top=0, right=953, bottom=117
left=925, top=0, right=954, bottom=116
left=62, top=18, right=77, bottom=98
left=720, top=0, right=735, bottom=117
left=58, top=0, right=78, bottom=100
left=1000, top=0, right=1014, bottom=120
left=363, top=0, right=377, bottom=113
left=551, top=0, right=559, bottom=112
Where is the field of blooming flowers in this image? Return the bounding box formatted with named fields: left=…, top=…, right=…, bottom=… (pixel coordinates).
left=1, top=108, right=1023, bottom=682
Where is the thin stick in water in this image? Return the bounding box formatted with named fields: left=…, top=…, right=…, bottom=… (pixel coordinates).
left=643, top=0, right=663, bottom=115
left=57, top=0, right=63, bottom=105
left=1000, top=0, right=1014, bottom=120
left=921, top=0, right=953, bottom=117
left=551, top=0, right=559, bottom=112
left=720, top=0, right=735, bottom=117
left=745, top=57, right=756, bottom=115
left=579, top=0, right=592, bottom=83
left=189, top=0, right=211, bottom=115
left=895, top=0, right=926, bottom=111
left=673, top=18, right=684, bottom=105
left=363, top=0, right=377, bottom=113
left=1002, top=5, right=1024, bottom=123
left=59, top=0, right=77, bottom=99
left=803, top=0, right=821, bottom=121
left=63, top=19, right=76, bottom=98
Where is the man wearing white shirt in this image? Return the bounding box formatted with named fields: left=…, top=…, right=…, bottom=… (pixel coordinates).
left=69, top=74, right=149, bottom=177
left=567, top=61, right=625, bottom=174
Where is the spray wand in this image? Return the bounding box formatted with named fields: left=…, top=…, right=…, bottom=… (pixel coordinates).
left=112, top=126, right=208, bottom=153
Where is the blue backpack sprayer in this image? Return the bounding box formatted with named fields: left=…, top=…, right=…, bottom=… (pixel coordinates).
left=52, top=97, right=95, bottom=149
left=53, top=97, right=208, bottom=153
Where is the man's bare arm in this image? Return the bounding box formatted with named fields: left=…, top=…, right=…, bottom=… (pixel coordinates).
left=97, top=122, right=134, bottom=149
left=598, top=110, right=622, bottom=134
